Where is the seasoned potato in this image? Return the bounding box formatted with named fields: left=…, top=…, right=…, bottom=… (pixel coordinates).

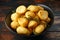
left=40, top=21, right=47, bottom=28
left=33, top=15, right=40, bottom=23
left=11, top=13, right=20, bottom=21
left=37, top=6, right=44, bottom=10
left=11, top=21, right=19, bottom=29
left=37, top=10, right=48, bottom=20
left=25, top=11, right=35, bottom=19
left=28, top=20, right=38, bottom=29
left=18, top=17, right=28, bottom=27
left=33, top=24, right=45, bottom=35
left=46, top=17, right=51, bottom=23
left=16, top=5, right=26, bottom=14
left=27, top=5, right=40, bottom=12
left=16, top=27, right=30, bottom=35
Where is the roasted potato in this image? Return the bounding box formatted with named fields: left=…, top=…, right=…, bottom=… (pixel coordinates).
left=27, top=5, right=40, bottom=12
left=11, top=13, right=20, bottom=21
left=16, top=27, right=30, bottom=35
left=40, top=21, right=47, bottom=28
left=33, top=15, right=40, bottom=23
left=18, top=17, right=28, bottom=27
left=37, top=6, right=44, bottom=10
left=25, top=11, right=35, bottom=19
left=33, top=24, right=45, bottom=35
left=16, top=5, right=27, bottom=14
left=46, top=17, right=51, bottom=23
left=11, top=21, right=19, bottom=29
left=37, top=10, right=48, bottom=20
left=28, top=20, right=38, bottom=29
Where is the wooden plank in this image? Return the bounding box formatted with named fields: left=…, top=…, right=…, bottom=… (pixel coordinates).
left=47, top=12, right=60, bottom=31
left=0, top=32, right=60, bottom=40
left=46, top=32, right=60, bottom=38
left=0, top=22, right=11, bottom=32
left=0, top=33, right=14, bottom=40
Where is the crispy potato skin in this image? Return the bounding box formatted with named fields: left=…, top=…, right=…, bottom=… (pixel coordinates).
left=25, top=11, right=35, bottom=19
left=37, top=10, right=48, bottom=21
left=11, top=13, right=20, bottom=21
left=11, top=21, right=19, bottom=29
left=40, top=21, right=47, bottom=28
left=18, top=18, right=28, bottom=27
left=16, top=27, right=30, bottom=35
left=46, top=17, right=51, bottom=23
left=37, top=6, right=44, bottom=10
left=33, top=15, right=40, bottom=23
left=27, top=5, right=40, bottom=12
left=28, top=20, right=38, bottom=29
left=34, top=24, right=45, bottom=35
left=16, top=5, right=27, bottom=14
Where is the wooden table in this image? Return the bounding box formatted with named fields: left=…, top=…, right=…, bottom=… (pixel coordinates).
left=0, top=0, right=60, bottom=40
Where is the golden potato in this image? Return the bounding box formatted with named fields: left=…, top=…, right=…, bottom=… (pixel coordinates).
left=11, top=13, right=20, bottom=21
left=16, top=26, right=30, bottom=35
left=16, top=5, right=26, bottom=14
left=25, top=11, right=35, bottom=19
left=18, top=17, right=28, bottom=27
left=46, top=17, right=51, bottom=23
left=11, top=21, right=19, bottom=29
left=40, top=21, right=47, bottom=28
left=33, top=24, right=45, bottom=35
left=37, top=6, right=44, bottom=10
left=37, top=10, right=48, bottom=20
left=33, top=15, right=40, bottom=23
left=27, top=5, right=40, bottom=12
left=28, top=20, right=38, bottom=29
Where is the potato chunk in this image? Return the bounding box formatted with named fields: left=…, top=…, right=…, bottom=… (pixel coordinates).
left=11, top=13, right=20, bottom=21
left=37, top=10, right=48, bottom=20
left=33, top=15, right=40, bottom=23
left=18, top=18, right=28, bottom=27
left=25, top=11, right=35, bottom=19
left=28, top=20, right=38, bottom=29
left=46, top=17, right=51, bottom=23
left=40, top=21, right=47, bottom=28
left=27, top=5, right=40, bottom=12
left=37, top=6, right=44, bottom=10
left=16, top=27, right=30, bottom=35
left=16, top=5, right=26, bottom=14
left=33, top=24, right=45, bottom=35
left=11, top=21, right=19, bottom=29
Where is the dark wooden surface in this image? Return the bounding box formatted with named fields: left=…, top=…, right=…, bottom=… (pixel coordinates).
left=0, top=0, right=60, bottom=40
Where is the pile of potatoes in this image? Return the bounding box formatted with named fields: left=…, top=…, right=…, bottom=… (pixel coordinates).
left=10, top=5, right=51, bottom=35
